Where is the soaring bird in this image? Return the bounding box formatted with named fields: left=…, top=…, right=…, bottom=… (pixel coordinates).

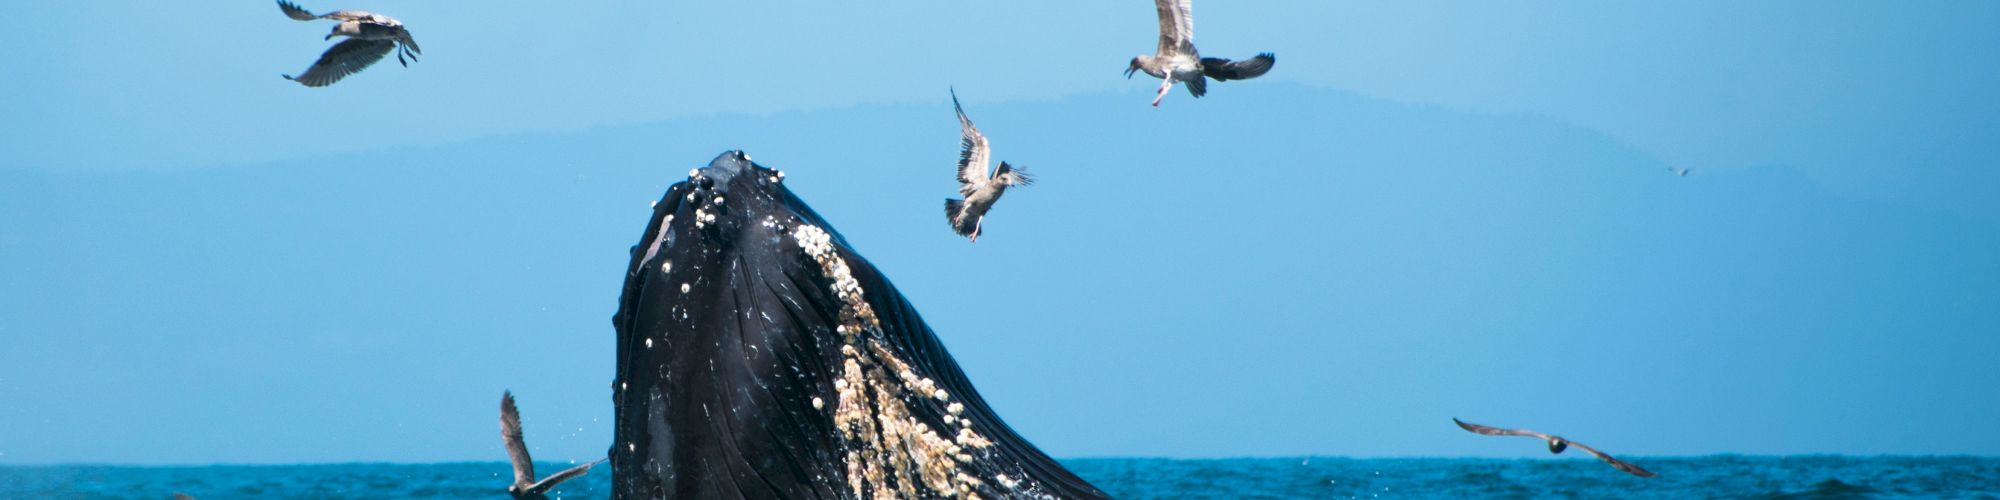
left=1669, top=167, right=1693, bottom=177
left=943, top=89, right=1033, bottom=243
left=500, top=391, right=604, bottom=500
left=1125, top=0, right=1275, bottom=107
left=276, top=0, right=421, bottom=87
left=1453, top=418, right=1657, bottom=478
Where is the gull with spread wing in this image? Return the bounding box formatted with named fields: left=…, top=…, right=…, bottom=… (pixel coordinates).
left=1453, top=417, right=1657, bottom=477
left=944, top=89, right=1033, bottom=243
left=277, top=0, right=421, bottom=87
left=501, top=391, right=604, bottom=499
left=1125, top=0, right=1276, bottom=107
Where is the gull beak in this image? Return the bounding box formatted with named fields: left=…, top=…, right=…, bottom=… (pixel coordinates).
left=1123, top=67, right=1137, bottom=79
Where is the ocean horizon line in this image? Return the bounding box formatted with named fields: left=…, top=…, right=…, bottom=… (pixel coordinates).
left=4, top=452, right=1993, bottom=468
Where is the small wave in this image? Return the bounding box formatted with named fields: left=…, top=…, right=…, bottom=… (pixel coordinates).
left=1457, top=470, right=1508, bottom=484
left=1754, top=478, right=1880, bottom=499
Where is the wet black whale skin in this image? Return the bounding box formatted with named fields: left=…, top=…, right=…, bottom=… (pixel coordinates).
left=608, top=151, right=1107, bottom=499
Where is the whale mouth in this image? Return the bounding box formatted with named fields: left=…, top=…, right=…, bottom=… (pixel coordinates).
left=607, top=151, right=1107, bottom=499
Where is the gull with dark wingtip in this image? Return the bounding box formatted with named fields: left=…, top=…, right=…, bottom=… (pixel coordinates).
left=1125, top=0, right=1276, bottom=107
left=276, top=0, right=421, bottom=87
left=500, top=391, right=604, bottom=500
left=1453, top=417, right=1658, bottom=477
left=943, top=89, right=1033, bottom=243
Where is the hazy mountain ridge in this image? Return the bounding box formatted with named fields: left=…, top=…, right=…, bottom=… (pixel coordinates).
left=2, top=84, right=1994, bottom=464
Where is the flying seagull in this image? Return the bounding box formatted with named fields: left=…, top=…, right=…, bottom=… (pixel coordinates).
left=1453, top=418, right=1657, bottom=477
left=277, top=0, right=421, bottom=87
left=1669, top=167, right=1693, bottom=177
left=943, top=89, right=1033, bottom=243
left=1125, top=0, right=1275, bottom=107
left=501, top=391, right=604, bottom=500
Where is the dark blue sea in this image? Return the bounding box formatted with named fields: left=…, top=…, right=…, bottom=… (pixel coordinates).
left=4, top=456, right=1996, bottom=499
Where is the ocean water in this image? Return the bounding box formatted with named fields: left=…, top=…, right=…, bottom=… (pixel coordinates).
left=3, top=456, right=1996, bottom=499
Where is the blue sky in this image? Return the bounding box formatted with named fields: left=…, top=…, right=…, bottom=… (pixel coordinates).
left=1, top=1, right=1997, bottom=464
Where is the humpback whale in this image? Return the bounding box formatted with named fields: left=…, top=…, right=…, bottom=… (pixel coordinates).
left=608, top=151, right=1107, bottom=498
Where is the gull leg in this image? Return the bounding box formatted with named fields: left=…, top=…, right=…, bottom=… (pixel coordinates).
left=1152, top=78, right=1173, bottom=107
left=971, top=217, right=984, bottom=243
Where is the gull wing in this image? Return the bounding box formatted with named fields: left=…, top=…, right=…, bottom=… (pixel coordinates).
left=277, top=0, right=318, bottom=21
left=322, top=10, right=396, bottom=25
left=1453, top=417, right=1556, bottom=441
left=284, top=38, right=394, bottom=87
left=951, top=88, right=992, bottom=196
left=1202, top=53, right=1276, bottom=81
left=1564, top=440, right=1658, bottom=478
left=525, top=458, right=606, bottom=495
left=1154, top=0, right=1194, bottom=56
left=500, top=391, right=536, bottom=487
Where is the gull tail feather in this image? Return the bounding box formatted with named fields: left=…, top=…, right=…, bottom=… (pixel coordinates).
left=944, top=199, right=975, bottom=237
